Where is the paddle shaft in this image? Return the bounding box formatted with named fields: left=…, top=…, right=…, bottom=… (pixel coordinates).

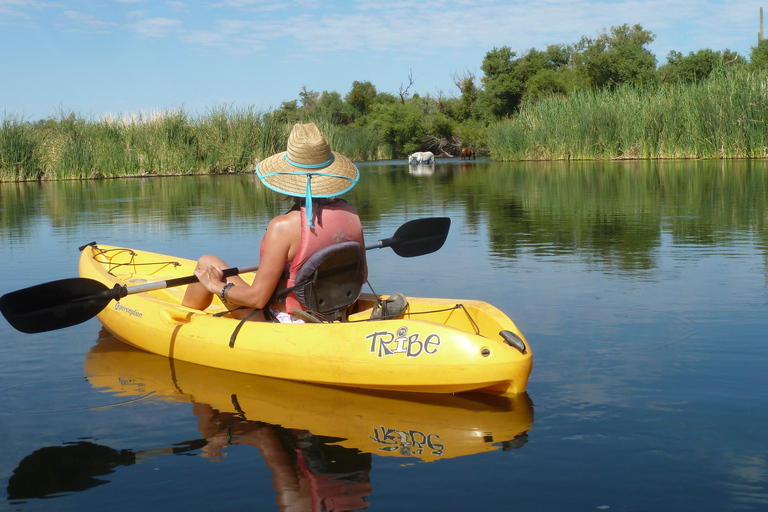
left=126, top=264, right=260, bottom=297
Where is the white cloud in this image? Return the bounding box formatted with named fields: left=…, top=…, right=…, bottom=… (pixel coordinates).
left=208, top=0, right=287, bottom=11
left=180, top=19, right=272, bottom=53
left=0, top=6, right=30, bottom=19
left=127, top=17, right=183, bottom=37
left=167, top=1, right=186, bottom=12
left=0, top=0, right=60, bottom=20
left=63, top=10, right=115, bottom=32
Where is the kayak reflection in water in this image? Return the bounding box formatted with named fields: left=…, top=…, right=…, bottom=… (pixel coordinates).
left=7, top=406, right=372, bottom=511
left=194, top=403, right=372, bottom=511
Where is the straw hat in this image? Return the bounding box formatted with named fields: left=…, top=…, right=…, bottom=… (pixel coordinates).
left=256, top=123, right=359, bottom=198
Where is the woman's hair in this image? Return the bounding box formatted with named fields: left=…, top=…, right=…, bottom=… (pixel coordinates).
left=287, top=196, right=337, bottom=213
left=287, top=196, right=335, bottom=206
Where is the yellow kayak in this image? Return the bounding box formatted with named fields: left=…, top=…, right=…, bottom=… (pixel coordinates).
left=78, top=243, right=532, bottom=395
left=85, top=333, right=534, bottom=462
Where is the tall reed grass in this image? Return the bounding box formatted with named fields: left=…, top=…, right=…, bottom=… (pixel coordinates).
left=487, top=67, right=768, bottom=160
left=0, top=117, right=45, bottom=181
left=0, top=107, right=384, bottom=182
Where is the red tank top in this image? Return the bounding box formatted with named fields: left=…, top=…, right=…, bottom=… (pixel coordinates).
left=261, top=200, right=364, bottom=312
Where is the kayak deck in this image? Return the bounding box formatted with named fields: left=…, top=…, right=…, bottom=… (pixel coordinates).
left=79, top=244, right=532, bottom=395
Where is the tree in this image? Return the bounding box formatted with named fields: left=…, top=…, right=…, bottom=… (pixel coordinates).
left=573, top=24, right=658, bottom=88
left=272, top=99, right=300, bottom=124
left=371, top=101, right=425, bottom=156
left=398, top=69, right=415, bottom=104
left=660, top=49, right=726, bottom=83
left=298, top=86, right=319, bottom=116
left=406, top=94, right=457, bottom=153
left=543, top=44, right=571, bottom=70
left=476, top=46, right=526, bottom=120
left=314, top=91, right=350, bottom=124
left=516, top=45, right=580, bottom=103
left=525, top=69, right=568, bottom=102
left=750, top=39, right=768, bottom=68
left=474, top=44, right=585, bottom=120
left=344, top=81, right=378, bottom=120
left=451, top=70, right=479, bottom=121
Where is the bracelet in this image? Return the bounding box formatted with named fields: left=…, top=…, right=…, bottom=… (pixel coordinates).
left=221, top=282, right=235, bottom=304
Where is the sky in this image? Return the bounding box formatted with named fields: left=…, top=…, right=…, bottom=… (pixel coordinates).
left=1, top=0, right=765, bottom=122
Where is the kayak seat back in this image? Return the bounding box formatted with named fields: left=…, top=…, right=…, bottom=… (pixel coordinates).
left=290, top=241, right=366, bottom=321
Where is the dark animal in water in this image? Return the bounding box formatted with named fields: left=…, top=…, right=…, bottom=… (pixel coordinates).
left=460, top=147, right=475, bottom=160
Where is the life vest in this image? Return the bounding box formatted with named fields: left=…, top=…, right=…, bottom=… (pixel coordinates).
left=263, top=200, right=364, bottom=312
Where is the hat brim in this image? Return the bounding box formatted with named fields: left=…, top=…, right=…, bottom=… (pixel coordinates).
left=256, top=151, right=359, bottom=197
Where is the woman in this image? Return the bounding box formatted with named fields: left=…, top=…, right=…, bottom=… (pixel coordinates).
left=182, top=123, right=365, bottom=323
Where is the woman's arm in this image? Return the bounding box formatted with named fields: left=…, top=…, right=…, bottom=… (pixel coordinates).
left=196, top=211, right=301, bottom=310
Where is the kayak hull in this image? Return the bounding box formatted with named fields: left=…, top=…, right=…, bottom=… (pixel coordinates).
left=79, top=244, right=532, bottom=395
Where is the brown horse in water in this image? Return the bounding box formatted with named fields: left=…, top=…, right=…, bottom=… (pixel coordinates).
left=459, top=147, right=475, bottom=160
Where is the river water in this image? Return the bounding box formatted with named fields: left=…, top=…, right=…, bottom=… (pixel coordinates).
left=1, top=158, right=767, bottom=511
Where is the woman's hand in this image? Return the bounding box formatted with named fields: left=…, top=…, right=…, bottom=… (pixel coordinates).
left=195, top=264, right=226, bottom=295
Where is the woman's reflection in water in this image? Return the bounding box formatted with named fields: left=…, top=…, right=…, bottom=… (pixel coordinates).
left=193, top=403, right=373, bottom=512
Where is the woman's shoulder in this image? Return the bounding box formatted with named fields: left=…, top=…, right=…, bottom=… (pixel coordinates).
left=268, top=209, right=301, bottom=230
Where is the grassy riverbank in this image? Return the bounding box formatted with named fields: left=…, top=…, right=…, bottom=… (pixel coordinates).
left=0, top=107, right=382, bottom=182
left=487, top=67, right=768, bottom=160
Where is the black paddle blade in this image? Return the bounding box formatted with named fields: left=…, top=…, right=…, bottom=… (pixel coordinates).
left=0, top=278, right=115, bottom=334
left=7, top=438, right=207, bottom=500
left=7, top=441, right=134, bottom=499
left=386, top=217, right=451, bottom=257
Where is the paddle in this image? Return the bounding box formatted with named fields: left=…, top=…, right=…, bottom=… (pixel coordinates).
left=0, top=217, right=450, bottom=334
left=7, top=439, right=206, bottom=500
left=369, top=216, right=450, bottom=258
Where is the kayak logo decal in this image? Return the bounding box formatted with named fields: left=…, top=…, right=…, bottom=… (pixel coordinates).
left=115, top=302, right=143, bottom=319
left=366, top=326, right=440, bottom=358
left=118, top=377, right=147, bottom=394
left=369, top=425, right=445, bottom=457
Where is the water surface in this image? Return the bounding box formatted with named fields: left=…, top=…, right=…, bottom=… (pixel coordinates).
left=1, top=158, right=767, bottom=511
